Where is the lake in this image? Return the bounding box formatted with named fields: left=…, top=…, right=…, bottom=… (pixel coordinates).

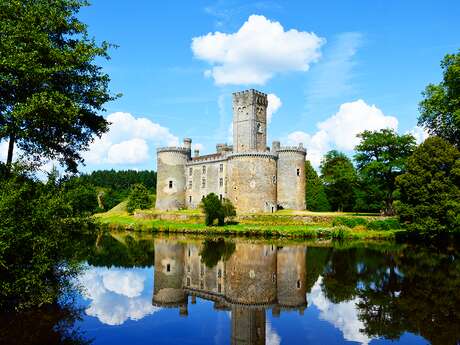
left=3, top=232, right=459, bottom=345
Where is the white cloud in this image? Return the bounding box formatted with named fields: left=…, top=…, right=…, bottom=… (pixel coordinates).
left=191, top=15, right=324, bottom=85
left=266, top=322, right=281, bottom=345
left=193, top=143, right=204, bottom=151
left=408, top=125, right=429, bottom=144
left=267, top=93, right=282, bottom=124
left=83, top=112, right=178, bottom=166
left=308, top=276, right=373, bottom=345
left=287, top=100, right=398, bottom=167
left=79, top=267, right=160, bottom=326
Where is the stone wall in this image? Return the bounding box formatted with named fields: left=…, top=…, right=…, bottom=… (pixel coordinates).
left=276, top=246, right=307, bottom=308
left=155, top=149, right=188, bottom=211
left=185, top=158, right=228, bottom=208
left=227, top=153, right=277, bottom=213
left=276, top=149, right=306, bottom=210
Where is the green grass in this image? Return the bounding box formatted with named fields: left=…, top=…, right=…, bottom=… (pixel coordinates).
left=94, top=211, right=400, bottom=240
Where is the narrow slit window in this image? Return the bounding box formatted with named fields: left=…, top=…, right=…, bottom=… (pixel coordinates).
left=189, top=167, right=193, bottom=176
left=169, top=180, right=173, bottom=188
left=166, top=264, right=171, bottom=272
left=296, top=168, right=300, bottom=176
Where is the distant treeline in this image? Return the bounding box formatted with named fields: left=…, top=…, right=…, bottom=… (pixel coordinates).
left=74, top=169, right=156, bottom=211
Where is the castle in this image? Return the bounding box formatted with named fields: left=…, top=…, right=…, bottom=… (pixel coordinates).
left=155, top=89, right=307, bottom=213
left=152, top=238, right=307, bottom=344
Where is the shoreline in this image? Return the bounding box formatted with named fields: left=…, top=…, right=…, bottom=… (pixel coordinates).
left=94, top=210, right=403, bottom=241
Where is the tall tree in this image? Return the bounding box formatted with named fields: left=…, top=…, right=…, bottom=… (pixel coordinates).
left=395, top=136, right=460, bottom=234
left=305, top=160, right=330, bottom=211
left=320, top=150, right=357, bottom=212
left=0, top=0, right=117, bottom=173
left=354, top=129, right=416, bottom=215
left=418, top=51, right=460, bottom=148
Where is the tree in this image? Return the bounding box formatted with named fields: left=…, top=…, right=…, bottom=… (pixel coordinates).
left=200, top=194, right=236, bottom=226
left=305, top=160, right=330, bottom=211
left=320, top=150, right=357, bottom=212
left=395, top=136, right=460, bottom=235
left=354, top=129, right=416, bottom=215
left=199, top=238, right=236, bottom=268
left=126, top=184, right=152, bottom=214
left=418, top=51, right=460, bottom=148
left=0, top=0, right=117, bottom=173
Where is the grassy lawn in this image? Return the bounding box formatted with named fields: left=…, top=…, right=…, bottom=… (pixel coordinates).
left=94, top=209, right=401, bottom=241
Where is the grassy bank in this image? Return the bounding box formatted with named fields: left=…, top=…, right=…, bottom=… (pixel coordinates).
left=94, top=209, right=403, bottom=240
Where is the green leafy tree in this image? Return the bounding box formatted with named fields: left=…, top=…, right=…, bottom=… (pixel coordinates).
left=126, top=184, right=152, bottom=214
left=0, top=0, right=117, bottom=173
left=305, top=160, right=330, bottom=211
left=200, top=193, right=225, bottom=226
left=199, top=238, right=236, bottom=268
left=354, top=129, right=416, bottom=215
left=222, top=197, right=237, bottom=219
left=320, top=150, right=357, bottom=212
left=395, top=136, right=460, bottom=234
left=418, top=51, right=460, bottom=148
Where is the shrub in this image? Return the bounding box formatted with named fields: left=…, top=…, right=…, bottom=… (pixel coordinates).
left=331, top=226, right=350, bottom=240
left=126, top=184, right=152, bottom=214
left=332, top=217, right=368, bottom=228
left=367, top=219, right=402, bottom=231
left=200, top=194, right=236, bottom=226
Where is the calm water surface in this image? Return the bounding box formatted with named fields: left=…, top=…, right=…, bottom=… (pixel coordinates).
left=4, top=232, right=460, bottom=345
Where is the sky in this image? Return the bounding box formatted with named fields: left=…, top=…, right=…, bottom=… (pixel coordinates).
left=2, top=0, right=460, bottom=172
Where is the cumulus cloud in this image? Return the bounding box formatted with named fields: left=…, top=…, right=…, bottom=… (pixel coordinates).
left=79, top=266, right=160, bottom=326
left=83, top=112, right=178, bottom=166
left=266, top=322, right=281, bottom=345
left=267, top=93, right=282, bottom=124
left=287, top=99, right=398, bottom=167
left=408, top=125, right=429, bottom=144
left=308, top=277, right=372, bottom=344
left=191, top=15, right=324, bottom=85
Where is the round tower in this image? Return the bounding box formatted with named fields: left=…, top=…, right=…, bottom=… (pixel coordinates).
left=227, top=152, right=277, bottom=213
left=155, top=145, right=189, bottom=211
left=152, top=239, right=187, bottom=309
left=276, top=245, right=307, bottom=311
left=276, top=145, right=307, bottom=210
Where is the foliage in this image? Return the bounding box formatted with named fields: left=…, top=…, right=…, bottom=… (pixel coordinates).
left=200, top=193, right=236, bottom=226
left=74, top=169, right=157, bottom=211
left=0, top=0, right=117, bottom=173
left=418, top=51, right=460, bottom=148
left=395, top=136, right=460, bottom=235
left=332, top=217, right=368, bottom=228
left=320, top=150, right=357, bottom=211
left=367, top=219, right=402, bottom=231
left=199, top=238, right=236, bottom=268
left=0, top=170, right=91, bottom=310
left=305, top=160, right=330, bottom=211
left=354, top=129, right=416, bottom=215
left=126, top=183, right=152, bottom=214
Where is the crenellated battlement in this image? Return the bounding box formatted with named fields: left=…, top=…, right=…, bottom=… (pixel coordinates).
left=157, top=146, right=190, bottom=154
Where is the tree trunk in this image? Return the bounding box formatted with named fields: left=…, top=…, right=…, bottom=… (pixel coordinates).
left=6, top=132, right=15, bottom=172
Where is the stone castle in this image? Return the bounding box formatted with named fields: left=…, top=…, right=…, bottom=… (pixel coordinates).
left=155, top=89, right=306, bottom=213
left=152, top=239, right=307, bottom=344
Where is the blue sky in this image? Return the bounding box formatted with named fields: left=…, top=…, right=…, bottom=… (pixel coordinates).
left=3, top=0, right=459, bottom=172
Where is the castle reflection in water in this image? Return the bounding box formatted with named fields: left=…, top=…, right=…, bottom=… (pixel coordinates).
left=153, top=239, right=307, bottom=345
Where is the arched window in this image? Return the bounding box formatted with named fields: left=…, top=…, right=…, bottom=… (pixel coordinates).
left=168, top=180, right=173, bottom=188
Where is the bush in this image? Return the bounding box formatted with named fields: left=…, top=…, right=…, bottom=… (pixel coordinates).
left=200, top=194, right=236, bottom=226
left=331, top=226, right=350, bottom=240
left=332, top=217, right=368, bottom=228
left=367, top=219, right=402, bottom=231
left=126, top=184, right=152, bottom=214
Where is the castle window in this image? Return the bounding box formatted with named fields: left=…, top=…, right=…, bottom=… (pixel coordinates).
left=219, top=164, right=223, bottom=172
left=218, top=283, right=222, bottom=293
left=188, top=249, right=191, bottom=257
left=188, top=180, right=192, bottom=189
left=219, top=178, right=223, bottom=187
left=202, top=165, right=206, bottom=174
left=200, top=281, right=204, bottom=289
left=218, top=269, right=222, bottom=278
left=187, top=277, right=191, bottom=287
left=187, top=265, right=190, bottom=273
left=189, top=167, right=192, bottom=176
left=219, top=194, right=222, bottom=201
left=296, top=168, right=300, bottom=176
left=272, top=176, right=276, bottom=184
left=166, top=264, right=171, bottom=272
left=189, top=195, right=192, bottom=203
left=169, top=180, right=173, bottom=189
left=297, top=280, right=301, bottom=289
left=201, top=178, right=206, bottom=188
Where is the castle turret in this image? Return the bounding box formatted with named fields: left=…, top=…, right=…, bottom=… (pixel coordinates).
left=152, top=239, right=187, bottom=312
left=276, top=145, right=307, bottom=210
left=233, top=89, right=268, bottom=153
left=155, top=140, right=190, bottom=210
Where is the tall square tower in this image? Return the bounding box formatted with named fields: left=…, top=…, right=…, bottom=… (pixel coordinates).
left=232, top=89, right=268, bottom=152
